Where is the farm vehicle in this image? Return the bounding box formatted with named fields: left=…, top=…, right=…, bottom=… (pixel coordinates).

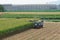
left=29, top=19, right=44, bottom=29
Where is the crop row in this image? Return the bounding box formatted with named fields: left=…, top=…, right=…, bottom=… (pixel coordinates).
left=0, top=14, right=60, bottom=18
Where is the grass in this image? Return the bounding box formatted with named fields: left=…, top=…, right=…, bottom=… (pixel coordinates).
left=0, top=18, right=33, bottom=38
left=0, top=12, right=60, bottom=22
left=0, top=12, right=60, bottom=38
left=0, top=13, right=60, bottom=18
left=5, top=10, right=60, bottom=12
left=0, top=18, right=31, bottom=31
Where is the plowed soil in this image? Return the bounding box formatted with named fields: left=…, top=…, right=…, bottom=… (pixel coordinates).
left=2, top=22, right=60, bottom=40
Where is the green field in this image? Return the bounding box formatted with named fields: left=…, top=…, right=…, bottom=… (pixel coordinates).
left=0, top=12, right=60, bottom=22
left=0, top=18, right=33, bottom=37
left=5, top=10, right=60, bottom=12
left=0, top=13, right=60, bottom=18
left=0, top=12, right=60, bottom=38
left=0, top=18, right=32, bottom=31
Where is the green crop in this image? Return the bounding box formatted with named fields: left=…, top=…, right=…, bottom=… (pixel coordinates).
left=0, top=14, right=60, bottom=18
left=0, top=18, right=33, bottom=38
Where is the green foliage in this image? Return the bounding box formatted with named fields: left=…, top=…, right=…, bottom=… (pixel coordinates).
left=0, top=5, right=4, bottom=12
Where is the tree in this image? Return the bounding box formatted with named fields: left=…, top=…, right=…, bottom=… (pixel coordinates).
left=0, top=5, right=4, bottom=12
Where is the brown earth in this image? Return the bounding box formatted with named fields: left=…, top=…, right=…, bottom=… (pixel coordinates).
left=2, top=22, right=60, bottom=40
left=0, top=12, right=2, bottom=14
left=0, top=12, right=3, bottom=15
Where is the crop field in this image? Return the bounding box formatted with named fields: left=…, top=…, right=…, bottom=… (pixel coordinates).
left=0, top=12, right=60, bottom=18
left=0, top=18, right=33, bottom=38
left=0, top=12, right=60, bottom=40
left=0, top=18, right=32, bottom=31
left=3, top=22, right=60, bottom=40
left=0, top=12, right=60, bottom=22
left=3, top=12, right=60, bottom=14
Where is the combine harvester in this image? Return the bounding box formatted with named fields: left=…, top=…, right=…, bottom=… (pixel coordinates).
left=29, top=18, right=44, bottom=29
left=33, top=20, right=44, bottom=29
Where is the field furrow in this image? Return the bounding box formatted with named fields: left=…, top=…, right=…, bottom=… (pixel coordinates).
left=3, top=22, right=60, bottom=40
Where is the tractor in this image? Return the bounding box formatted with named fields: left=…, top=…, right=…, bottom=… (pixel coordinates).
left=29, top=19, right=44, bottom=29
left=33, top=20, right=44, bottom=29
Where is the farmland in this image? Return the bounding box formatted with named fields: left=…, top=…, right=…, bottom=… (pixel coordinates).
left=0, top=12, right=60, bottom=21
left=0, top=18, right=33, bottom=38
left=3, top=22, right=60, bottom=40
left=0, top=12, right=60, bottom=18
left=0, top=18, right=32, bottom=31
left=0, top=12, right=60, bottom=40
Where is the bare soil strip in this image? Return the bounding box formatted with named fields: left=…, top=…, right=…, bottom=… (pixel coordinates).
left=2, top=22, right=60, bottom=40
left=0, top=12, right=60, bottom=14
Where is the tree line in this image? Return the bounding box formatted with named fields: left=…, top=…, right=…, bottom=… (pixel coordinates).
left=0, top=5, right=4, bottom=12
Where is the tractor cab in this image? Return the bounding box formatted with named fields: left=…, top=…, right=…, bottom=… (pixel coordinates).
left=33, top=20, right=44, bottom=29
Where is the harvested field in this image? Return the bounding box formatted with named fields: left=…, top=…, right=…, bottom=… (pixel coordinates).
left=2, top=22, right=60, bottom=40
left=0, top=12, right=3, bottom=15
left=0, top=12, right=60, bottom=19
left=1, top=12, right=60, bottom=14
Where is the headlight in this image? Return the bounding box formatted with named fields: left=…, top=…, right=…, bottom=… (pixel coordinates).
left=35, top=24, right=37, bottom=25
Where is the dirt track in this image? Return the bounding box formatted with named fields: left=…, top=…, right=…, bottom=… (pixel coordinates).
left=2, top=22, right=60, bottom=40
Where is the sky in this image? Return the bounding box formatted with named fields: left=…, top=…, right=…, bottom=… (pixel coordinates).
left=0, top=0, right=59, bottom=5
